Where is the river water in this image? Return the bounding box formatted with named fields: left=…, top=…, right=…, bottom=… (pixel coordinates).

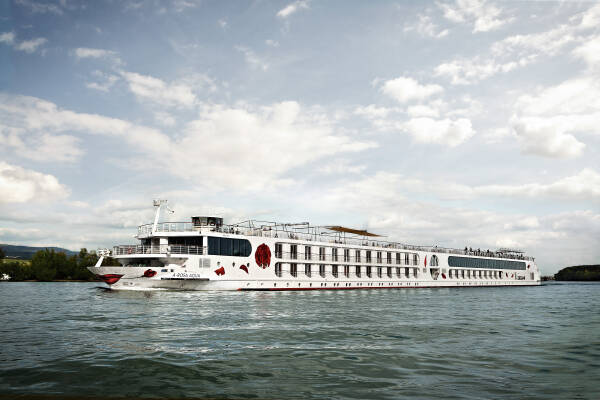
left=0, top=282, right=599, bottom=399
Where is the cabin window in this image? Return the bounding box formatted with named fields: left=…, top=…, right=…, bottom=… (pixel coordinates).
left=377, top=252, right=382, bottom=264
left=405, top=267, right=409, bottom=278
left=387, top=267, right=392, bottom=278
left=413, top=254, right=418, bottom=265
left=304, top=246, right=311, bottom=260
left=387, top=252, right=392, bottom=264
left=405, top=253, right=409, bottom=265
left=355, top=250, right=361, bottom=263
left=366, top=266, right=372, bottom=278
left=207, top=237, right=252, bottom=257
left=275, top=263, right=282, bottom=277
left=413, top=268, right=418, bottom=278
left=332, top=248, right=338, bottom=262
left=430, top=255, right=439, bottom=267
left=344, top=249, right=350, bottom=262
left=366, top=251, right=372, bottom=263
left=290, top=263, right=297, bottom=277
left=290, top=244, right=297, bottom=260
left=319, top=247, right=326, bottom=261
left=275, top=243, right=282, bottom=258
left=356, top=265, right=361, bottom=277
left=319, top=264, right=326, bottom=278
left=344, top=265, right=350, bottom=278
left=396, top=253, right=401, bottom=265
left=377, top=267, right=382, bottom=278
left=396, top=267, right=401, bottom=278
left=332, top=265, right=338, bottom=278
left=305, top=264, right=311, bottom=277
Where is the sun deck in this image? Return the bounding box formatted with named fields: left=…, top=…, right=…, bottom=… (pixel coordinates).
left=131, top=220, right=534, bottom=261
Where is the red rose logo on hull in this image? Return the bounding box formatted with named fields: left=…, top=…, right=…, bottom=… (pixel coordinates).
left=255, top=243, right=271, bottom=269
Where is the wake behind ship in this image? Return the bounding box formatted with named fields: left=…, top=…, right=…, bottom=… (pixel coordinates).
left=89, top=200, right=541, bottom=290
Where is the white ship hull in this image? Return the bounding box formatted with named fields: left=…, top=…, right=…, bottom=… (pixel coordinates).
left=89, top=230, right=541, bottom=291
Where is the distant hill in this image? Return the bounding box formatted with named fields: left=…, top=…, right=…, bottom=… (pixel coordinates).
left=554, top=265, right=600, bottom=281
left=0, top=244, right=78, bottom=260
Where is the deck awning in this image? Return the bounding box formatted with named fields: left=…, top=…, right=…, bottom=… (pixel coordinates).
left=325, top=226, right=382, bottom=237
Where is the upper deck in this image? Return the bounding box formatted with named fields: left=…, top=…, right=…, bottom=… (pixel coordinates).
left=134, top=219, right=534, bottom=262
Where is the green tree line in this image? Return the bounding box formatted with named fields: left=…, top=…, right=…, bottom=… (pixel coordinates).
left=554, top=265, right=600, bottom=281
left=0, top=248, right=117, bottom=281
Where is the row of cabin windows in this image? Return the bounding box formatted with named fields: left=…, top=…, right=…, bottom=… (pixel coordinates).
left=448, top=256, right=526, bottom=270
left=275, top=263, right=419, bottom=279
left=274, top=243, right=419, bottom=265
left=207, top=237, right=252, bottom=257
left=448, top=269, right=515, bottom=279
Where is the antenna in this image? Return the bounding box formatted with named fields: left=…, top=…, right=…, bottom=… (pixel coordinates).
left=152, top=199, right=174, bottom=233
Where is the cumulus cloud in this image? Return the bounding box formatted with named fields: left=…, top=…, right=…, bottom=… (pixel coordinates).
left=277, top=0, right=309, bottom=19
left=402, top=117, right=475, bottom=146
left=120, top=71, right=197, bottom=108
left=381, top=77, right=443, bottom=104
left=510, top=76, right=600, bottom=158
left=435, top=3, right=600, bottom=84
left=0, top=162, right=69, bottom=203
left=173, top=101, right=377, bottom=190
left=0, top=93, right=171, bottom=162
left=0, top=32, right=15, bottom=45
left=74, top=47, right=121, bottom=63
left=437, top=0, right=511, bottom=33
left=404, top=14, right=449, bottom=38
left=0, top=31, right=46, bottom=54
left=0, top=94, right=377, bottom=192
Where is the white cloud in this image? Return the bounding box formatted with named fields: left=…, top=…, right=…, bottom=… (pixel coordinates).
left=353, top=104, right=393, bottom=119
left=120, top=71, right=197, bottom=108
left=476, top=169, right=600, bottom=201
left=406, top=104, right=440, bottom=118
left=15, top=0, right=64, bottom=15
left=218, top=19, right=228, bottom=29
left=85, top=70, right=119, bottom=92
left=0, top=93, right=172, bottom=163
left=317, top=159, right=366, bottom=175
left=173, top=101, right=377, bottom=190
left=437, top=0, right=511, bottom=33
left=402, top=117, right=475, bottom=146
left=154, top=111, right=176, bottom=127
left=510, top=76, right=600, bottom=158
left=381, top=77, right=443, bottom=104
left=435, top=3, right=600, bottom=84
left=0, top=32, right=15, bottom=45
left=235, top=46, right=269, bottom=71
left=511, top=116, right=587, bottom=159
left=0, top=32, right=47, bottom=54
left=404, top=14, right=449, bottom=38
left=74, top=47, right=122, bottom=65
left=0, top=162, right=69, bottom=203
left=266, top=39, right=280, bottom=47
left=573, top=34, right=600, bottom=69
left=277, top=0, right=309, bottom=19
left=0, top=94, right=377, bottom=192
left=15, top=38, right=47, bottom=53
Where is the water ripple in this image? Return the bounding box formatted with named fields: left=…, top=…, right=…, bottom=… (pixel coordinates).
left=0, top=282, right=599, bottom=399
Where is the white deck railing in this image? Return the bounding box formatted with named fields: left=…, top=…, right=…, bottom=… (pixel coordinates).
left=133, top=221, right=534, bottom=261
left=113, top=245, right=206, bottom=256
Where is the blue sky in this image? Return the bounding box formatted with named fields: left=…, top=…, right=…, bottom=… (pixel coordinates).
left=1, top=0, right=599, bottom=274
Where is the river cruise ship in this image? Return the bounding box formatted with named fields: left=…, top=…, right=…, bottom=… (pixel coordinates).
left=89, top=200, right=541, bottom=290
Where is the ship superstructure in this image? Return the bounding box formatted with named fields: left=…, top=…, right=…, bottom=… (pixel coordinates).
left=89, top=200, right=541, bottom=290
